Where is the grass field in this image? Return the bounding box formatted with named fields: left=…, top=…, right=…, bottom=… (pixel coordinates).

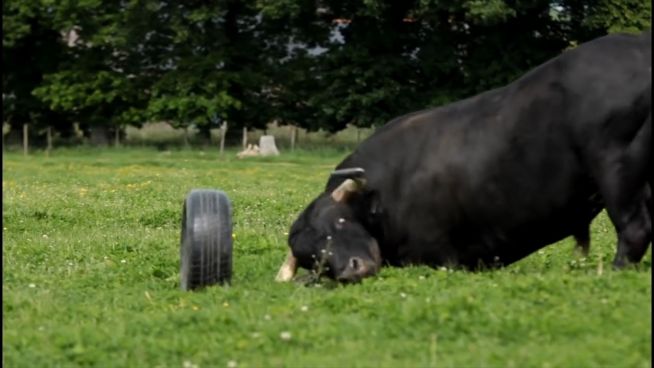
left=3, top=148, right=651, bottom=368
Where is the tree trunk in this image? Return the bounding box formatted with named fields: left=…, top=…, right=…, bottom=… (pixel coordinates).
left=242, top=126, right=247, bottom=149
left=197, top=125, right=212, bottom=146
left=220, top=121, right=228, bottom=156
left=46, top=126, right=53, bottom=156
left=290, top=125, right=297, bottom=151
left=23, top=123, right=28, bottom=156
left=356, top=128, right=361, bottom=144
left=90, top=125, right=110, bottom=146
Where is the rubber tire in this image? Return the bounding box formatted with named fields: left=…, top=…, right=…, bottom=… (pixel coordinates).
left=180, top=189, right=233, bottom=290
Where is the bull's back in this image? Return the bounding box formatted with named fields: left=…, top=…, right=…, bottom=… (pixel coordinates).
left=340, top=31, right=650, bottom=267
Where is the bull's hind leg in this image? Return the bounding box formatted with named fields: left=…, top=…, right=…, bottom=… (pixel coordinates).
left=611, top=199, right=651, bottom=268
left=601, top=182, right=651, bottom=268
left=595, top=116, right=651, bottom=268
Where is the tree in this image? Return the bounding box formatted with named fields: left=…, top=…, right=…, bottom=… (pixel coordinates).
left=4, top=0, right=651, bottom=145
left=560, top=0, right=651, bottom=41
left=258, top=0, right=650, bottom=132
left=31, top=1, right=151, bottom=144
left=297, top=0, right=429, bottom=131
left=141, top=0, right=276, bottom=143
left=303, top=0, right=572, bottom=130
left=3, top=1, right=73, bottom=141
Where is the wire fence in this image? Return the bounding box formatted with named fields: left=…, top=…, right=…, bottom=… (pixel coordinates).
left=2, top=122, right=376, bottom=153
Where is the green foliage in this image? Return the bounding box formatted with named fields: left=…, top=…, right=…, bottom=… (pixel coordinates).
left=3, top=0, right=652, bottom=138
left=34, top=70, right=149, bottom=130
left=582, top=0, right=652, bottom=33
left=148, top=94, right=241, bottom=129
left=465, top=0, right=517, bottom=24
left=3, top=148, right=651, bottom=366
left=34, top=71, right=120, bottom=110
left=2, top=0, right=70, bottom=133
left=2, top=1, right=38, bottom=48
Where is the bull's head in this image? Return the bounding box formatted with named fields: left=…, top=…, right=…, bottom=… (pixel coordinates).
left=276, top=168, right=382, bottom=283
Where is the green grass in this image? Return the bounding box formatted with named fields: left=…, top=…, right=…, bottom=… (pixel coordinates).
left=3, top=148, right=651, bottom=368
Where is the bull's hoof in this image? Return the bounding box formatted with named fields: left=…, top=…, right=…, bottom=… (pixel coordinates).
left=612, top=257, right=642, bottom=270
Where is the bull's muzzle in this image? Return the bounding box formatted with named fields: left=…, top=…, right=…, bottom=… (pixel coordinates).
left=336, top=256, right=380, bottom=282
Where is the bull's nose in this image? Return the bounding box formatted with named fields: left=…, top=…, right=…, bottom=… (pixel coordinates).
left=336, top=257, right=378, bottom=282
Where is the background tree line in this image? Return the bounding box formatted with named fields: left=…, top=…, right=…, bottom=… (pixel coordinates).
left=3, top=0, right=651, bottom=148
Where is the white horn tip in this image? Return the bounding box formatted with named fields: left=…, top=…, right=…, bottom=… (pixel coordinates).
left=275, top=251, right=298, bottom=282
left=275, top=265, right=295, bottom=282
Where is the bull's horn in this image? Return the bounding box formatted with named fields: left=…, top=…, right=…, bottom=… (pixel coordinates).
left=331, top=178, right=365, bottom=202
left=331, top=167, right=365, bottom=179
left=275, top=250, right=298, bottom=282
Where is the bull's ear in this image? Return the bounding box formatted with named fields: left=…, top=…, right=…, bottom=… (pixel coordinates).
left=330, top=168, right=367, bottom=203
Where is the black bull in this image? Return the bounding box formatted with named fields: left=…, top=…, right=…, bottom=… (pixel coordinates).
left=277, top=30, right=652, bottom=283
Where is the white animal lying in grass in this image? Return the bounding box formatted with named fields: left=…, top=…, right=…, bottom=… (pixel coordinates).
left=237, top=144, right=260, bottom=158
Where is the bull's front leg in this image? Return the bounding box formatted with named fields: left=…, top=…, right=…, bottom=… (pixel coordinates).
left=573, top=225, right=590, bottom=257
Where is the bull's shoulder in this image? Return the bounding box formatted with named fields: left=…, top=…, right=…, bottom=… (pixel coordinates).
left=560, top=30, right=651, bottom=67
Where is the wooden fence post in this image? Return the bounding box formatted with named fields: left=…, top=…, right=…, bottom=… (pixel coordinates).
left=184, top=126, right=190, bottom=148
left=242, top=126, right=247, bottom=149
left=290, top=125, right=297, bottom=151
left=46, top=126, right=53, bottom=156
left=23, top=123, right=28, bottom=156
left=220, top=121, right=228, bottom=156
left=114, top=126, right=120, bottom=147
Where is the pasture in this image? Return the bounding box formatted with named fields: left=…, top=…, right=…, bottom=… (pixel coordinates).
left=3, top=148, right=651, bottom=367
